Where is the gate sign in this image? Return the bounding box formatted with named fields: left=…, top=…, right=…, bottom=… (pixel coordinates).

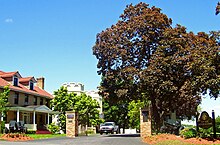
left=67, top=114, right=74, bottom=119
left=197, top=111, right=212, bottom=129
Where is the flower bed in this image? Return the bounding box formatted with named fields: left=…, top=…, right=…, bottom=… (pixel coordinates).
left=1, top=133, right=34, bottom=141
left=142, top=134, right=220, bottom=144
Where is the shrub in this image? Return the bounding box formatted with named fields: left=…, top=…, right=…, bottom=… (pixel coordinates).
left=215, top=116, right=220, bottom=133
left=180, top=128, right=197, bottom=139
left=85, top=129, right=95, bottom=135
left=198, top=127, right=212, bottom=138
left=47, top=123, right=60, bottom=134
left=26, top=130, right=36, bottom=134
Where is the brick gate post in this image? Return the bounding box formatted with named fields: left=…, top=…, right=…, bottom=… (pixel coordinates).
left=140, top=104, right=152, bottom=138
left=66, top=111, right=78, bottom=137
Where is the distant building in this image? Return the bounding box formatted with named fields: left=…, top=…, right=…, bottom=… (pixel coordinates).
left=62, top=82, right=84, bottom=95
left=62, top=82, right=102, bottom=114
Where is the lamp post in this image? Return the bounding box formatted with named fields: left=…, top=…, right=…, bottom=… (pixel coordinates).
left=212, top=110, right=216, bottom=139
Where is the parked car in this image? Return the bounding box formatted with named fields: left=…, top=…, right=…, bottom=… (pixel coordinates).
left=100, top=122, right=119, bottom=135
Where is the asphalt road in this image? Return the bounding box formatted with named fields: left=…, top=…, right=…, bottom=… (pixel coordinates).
left=0, top=134, right=148, bottom=145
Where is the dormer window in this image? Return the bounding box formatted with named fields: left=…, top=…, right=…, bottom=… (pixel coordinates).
left=13, top=76, right=18, bottom=86
left=30, top=81, right=34, bottom=90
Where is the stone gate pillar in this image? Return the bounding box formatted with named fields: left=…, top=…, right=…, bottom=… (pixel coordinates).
left=66, top=111, right=78, bottom=137
left=140, top=104, right=152, bottom=138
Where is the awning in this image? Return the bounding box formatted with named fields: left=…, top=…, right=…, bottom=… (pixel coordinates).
left=8, top=105, right=59, bottom=114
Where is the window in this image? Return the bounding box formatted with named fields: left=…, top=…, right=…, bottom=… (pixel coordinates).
left=13, top=76, right=18, bottom=86
left=34, top=96, right=37, bottom=105
left=40, top=98, right=43, bottom=105
left=14, top=92, right=19, bottom=104
left=24, top=95, right=29, bottom=105
left=30, top=81, right=34, bottom=90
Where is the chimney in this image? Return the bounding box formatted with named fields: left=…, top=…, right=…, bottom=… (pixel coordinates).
left=37, top=77, right=45, bottom=90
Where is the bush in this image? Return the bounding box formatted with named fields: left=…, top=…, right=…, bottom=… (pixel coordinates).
left=47, top=123, right=60, bottom=134
left=26, top=130, right=36, bottom=134
left=215, top=116, right=220, bottom=133
left=180, top=128, right=197, bottom=139
left=85, top=129, right=95, bottom=135
left=198, top=127, right=212, bottom=138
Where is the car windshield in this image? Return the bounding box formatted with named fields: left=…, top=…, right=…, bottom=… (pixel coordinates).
left=103, top=123, right=113, bottom=126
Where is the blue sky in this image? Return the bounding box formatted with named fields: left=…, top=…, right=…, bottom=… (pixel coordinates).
left=0, top=0, right=219, bottom=115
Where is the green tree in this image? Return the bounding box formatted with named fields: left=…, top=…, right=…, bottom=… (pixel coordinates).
left=74, top=93, right=102, bottom=127
left=102, top=98, right=129, bottom=132
left=0, top=86, right=10, bottom=132
left=0, top=86, right=10, bottom=115
left=51, top=87, right=102, bottom=132
left=51, top=86, right=77, bottom=133
left=127, top=100, right=145, bottom=130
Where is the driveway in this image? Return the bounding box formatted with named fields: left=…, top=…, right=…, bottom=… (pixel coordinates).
left=0, top=134, right=148, bottom=145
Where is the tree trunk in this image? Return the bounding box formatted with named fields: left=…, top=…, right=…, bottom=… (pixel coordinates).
left=151, top=97, right=162, bottom=134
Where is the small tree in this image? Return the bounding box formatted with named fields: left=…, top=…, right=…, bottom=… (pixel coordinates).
left=0, top=86, right=10, bottom=133
left=74, top=93, right=101, bottom=127
left=51, top=87, right=102, bottom=133
left=127, top=100, right=145, bottom=130
left=51, top=86, right=77, bottom=133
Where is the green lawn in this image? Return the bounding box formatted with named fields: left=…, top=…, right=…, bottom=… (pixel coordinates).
left=28, top=134, right=66, bottom=139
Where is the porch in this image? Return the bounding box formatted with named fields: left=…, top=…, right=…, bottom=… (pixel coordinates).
left=3, top=105, right=59, bottom=131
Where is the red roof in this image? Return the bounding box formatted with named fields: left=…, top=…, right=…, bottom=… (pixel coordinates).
left=0, top=71, right=53, bottom=99
left=19, top=77, right=37, bottom=83
left=0, top=71, right=21, bottom=78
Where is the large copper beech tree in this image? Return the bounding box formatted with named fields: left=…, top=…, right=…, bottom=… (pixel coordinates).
left=93, top=2, right=220, bottom=132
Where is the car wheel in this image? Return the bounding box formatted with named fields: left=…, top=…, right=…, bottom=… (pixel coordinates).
left=100, top=132, right=103, bottom=135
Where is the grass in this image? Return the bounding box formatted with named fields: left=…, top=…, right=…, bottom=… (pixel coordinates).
left=28, top=134, right=66, bottom=139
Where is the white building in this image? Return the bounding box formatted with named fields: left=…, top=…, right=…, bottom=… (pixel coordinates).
left=62, top=82, right=102, bottom=114
left=62, top=82, right=84, bottom=95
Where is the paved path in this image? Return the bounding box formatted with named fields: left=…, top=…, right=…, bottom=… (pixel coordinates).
left=0, top=134, right=148, bottom=145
